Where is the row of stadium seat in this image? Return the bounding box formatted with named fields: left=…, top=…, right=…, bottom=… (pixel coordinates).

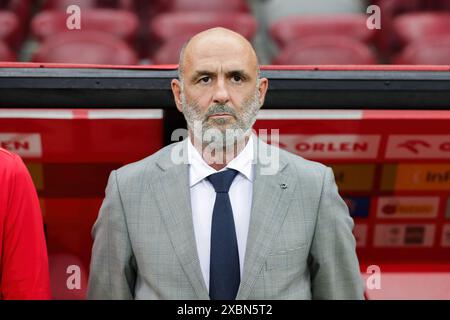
left=42, top=0, right=250, bottom=12
left=1, top=1, right=450, bottom=65
left=0, top=6, right=258, bottom=64
left=393, top=12, right=450, bottom=64
left=32, top=31, right=139, bottom=65
left=271, top=11, right=450, bottom=65
left=270, top=13, right=377, bottom=65
left=371, top=0, right=450, bottom=57
left=31, top=9, right=257, bottom=64
left=0, top=0, right=253, bottom=62
left=1, top=0, right=249, bottom=12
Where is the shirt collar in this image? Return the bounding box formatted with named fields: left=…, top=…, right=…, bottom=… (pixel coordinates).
left=187, top=134, right=255, bottom=187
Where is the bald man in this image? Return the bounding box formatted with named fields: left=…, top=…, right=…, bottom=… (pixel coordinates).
left=87, top=28, right=364, bottom=300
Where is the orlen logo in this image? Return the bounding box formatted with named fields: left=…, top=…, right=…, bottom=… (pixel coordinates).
left=270, top=135, right=380, bottom=159
left=386, top=135, right=450, bottom=159
left=0, top=133, right=42, bottom=158
left=398, top=140, right=431, bottom=154
left=377, top=197, right=439, bottom=219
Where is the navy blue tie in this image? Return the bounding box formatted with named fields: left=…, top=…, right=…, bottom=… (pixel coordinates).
left=207, top=169, right=240, bottom=300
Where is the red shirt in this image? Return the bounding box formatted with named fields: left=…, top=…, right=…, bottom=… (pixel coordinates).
left=0, top=148, right=51, bottom=299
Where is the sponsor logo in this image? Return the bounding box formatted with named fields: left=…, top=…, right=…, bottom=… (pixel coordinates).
left=374, top=224, right=435, bottom=247
left=398, top=140, right=431, bottom=154
left=377, top=197, right=439, bottom=219
left=270, top=135, right=380, bottom=159
left=0, top=133, right=42, bottom=158
left=404, top=226, right=426, bottom=245
left=386, top=135, right=450, bottom=159
left=382, top=164, right=450, bottom=191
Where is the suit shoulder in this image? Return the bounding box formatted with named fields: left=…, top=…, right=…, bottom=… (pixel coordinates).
left=274, top=146, right=335, bottom=205
left=276, top=145, right=329, bottom=179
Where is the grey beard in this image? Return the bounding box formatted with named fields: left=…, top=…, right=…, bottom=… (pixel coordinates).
left=181, top=89, right=260, bottom=149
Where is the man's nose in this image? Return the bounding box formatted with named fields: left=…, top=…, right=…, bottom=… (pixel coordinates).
left=212, top=79, right=230, bottom=104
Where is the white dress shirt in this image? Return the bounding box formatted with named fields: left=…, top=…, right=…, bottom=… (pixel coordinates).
left=187, top=135, right=254, bottom=291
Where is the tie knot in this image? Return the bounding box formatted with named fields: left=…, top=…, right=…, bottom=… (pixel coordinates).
left=207, top=169, right=239, bottom=193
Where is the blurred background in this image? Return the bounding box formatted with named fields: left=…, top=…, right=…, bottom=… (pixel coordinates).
left=1, top=0, right=450, bottom=65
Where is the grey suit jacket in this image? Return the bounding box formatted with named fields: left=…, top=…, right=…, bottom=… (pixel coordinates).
left=87, top=137, right=364, bottom=299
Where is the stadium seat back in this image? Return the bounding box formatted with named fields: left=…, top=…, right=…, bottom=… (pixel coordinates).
left=0, top=0, right=30, bottom=20
left=394, top=13, right=450, bottom=46
left=394, top=36, right=450, bottom=65
left=151, top=36, right=187, bottom=64
left=270, top=14, right=376, bottom=49
left=32, top=9, right=139, bottom=44
left=374, top=0, right=424, bottom=57
left=44, top=0, right=134, bottom=10
left=0, top=40, right=15, bottom=61
left=150, top=12, right=257, bottom=43
left=273, top=36, right=377, bottom=65
left=0, top=10, right=21, bottom=49
left=160, top=0, right=249, bottom=12
left=32, top=31, right=138, bottom=65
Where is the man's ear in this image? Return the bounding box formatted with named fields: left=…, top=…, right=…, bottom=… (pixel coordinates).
left=257, top=78, right=269, bottom=106
left=171, top=79, right=183, bottom=113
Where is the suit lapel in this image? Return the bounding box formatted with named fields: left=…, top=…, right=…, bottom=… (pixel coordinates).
left=236, top=139, right=297, bottom=300
left=151, top=140, right=209, bottom=299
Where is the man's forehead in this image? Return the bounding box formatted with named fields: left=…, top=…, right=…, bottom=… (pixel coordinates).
left=181, top=28, right=259, bottom=77
left=187, top=60, right=253, bottom=74
left=184, top=46, right=257, bottom=76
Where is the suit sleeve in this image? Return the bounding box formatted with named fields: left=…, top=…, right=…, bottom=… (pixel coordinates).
left=1, top=154, right=51, bottom=300
left=87, top=170, right=136, bottom=299
left=309, top=167, right=365, bottom=299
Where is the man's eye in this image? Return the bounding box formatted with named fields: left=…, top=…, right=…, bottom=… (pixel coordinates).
left=231, top=75, right=242, bottom=83
left=199, top=77, right=211, bottom=84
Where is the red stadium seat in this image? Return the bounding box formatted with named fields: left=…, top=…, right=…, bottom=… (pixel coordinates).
left=32, top=31, right=139, bottom=65
left=394, top=36, right=450, bottom=65
left=151, top=36, right=187, bottom=64
left=375, top=0, right=450, bottom=10
left=270, top=14, right=376, bottom=49
left=150, top=12, right=257, bottom=44
left=0, top=1, right=30, bottom=49
left=394, top=13, right=450, bottom=47
left=430, top=0, right=450, bottom=9
left=158, top=0, right=249, bottom=12
left=0, top=10, right=20, bottom=49
left=0, top=41, right=15, bottom=61
left=273, top=36, right=377, bottom=65
left=31, top=9, right=139, bottom=45
left=0, top=0, right=31, bottom=21
left=374, top=0, right=424, bottom=58
left=43, top=0, right=135, bottom=10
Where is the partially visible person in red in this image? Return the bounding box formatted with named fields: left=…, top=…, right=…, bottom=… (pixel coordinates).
left=0, top=148, right=51, bottom=299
